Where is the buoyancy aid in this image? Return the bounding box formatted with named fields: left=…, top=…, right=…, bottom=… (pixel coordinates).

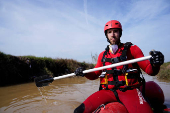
left=100, top=42, right=143, bottom=90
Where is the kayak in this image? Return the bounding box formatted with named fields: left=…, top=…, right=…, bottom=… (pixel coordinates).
left=93, top=81, right=167, bottom=113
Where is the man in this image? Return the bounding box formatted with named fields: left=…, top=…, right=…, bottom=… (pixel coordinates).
left=74, top=20, right=164, bottom=113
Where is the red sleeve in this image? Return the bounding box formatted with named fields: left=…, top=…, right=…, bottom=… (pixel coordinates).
left=130, top=45, right=160, bottom=76
left=85, top=51, right=104, bottom=80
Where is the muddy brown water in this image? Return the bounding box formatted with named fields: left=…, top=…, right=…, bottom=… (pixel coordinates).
left=0, top=74, right=170, bottom=113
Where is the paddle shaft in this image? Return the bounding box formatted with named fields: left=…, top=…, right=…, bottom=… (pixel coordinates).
left=53, top=55, right=152, bottom=80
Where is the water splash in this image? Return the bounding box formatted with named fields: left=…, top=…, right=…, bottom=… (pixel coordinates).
left=38, top=87, right=47, bottom=103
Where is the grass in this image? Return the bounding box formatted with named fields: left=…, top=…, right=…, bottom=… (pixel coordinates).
left=0, top=51, right=169, bottom=86
left=0, top=51, right=94, bottom=86
left=157, top=62, right=170, bottom=82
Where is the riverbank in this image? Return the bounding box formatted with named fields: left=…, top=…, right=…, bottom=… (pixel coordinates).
left=0, top=52, right=94, bottom=86
left=157, top=61, right=170, bottom=82
left=0, top=51, right=169, bottom=86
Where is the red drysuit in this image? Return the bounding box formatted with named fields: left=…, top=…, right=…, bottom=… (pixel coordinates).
left=75, top=43, right=160, bottom=113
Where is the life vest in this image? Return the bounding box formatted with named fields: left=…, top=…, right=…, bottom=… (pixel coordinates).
left=100, top=42, right=143, bottom=90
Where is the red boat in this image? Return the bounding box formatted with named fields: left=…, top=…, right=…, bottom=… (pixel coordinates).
left=93, top=81, right=168, bottom=113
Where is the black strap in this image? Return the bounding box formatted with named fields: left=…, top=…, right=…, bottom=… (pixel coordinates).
left=132, top=62, right=146, bottom=98
left=142, top=78, right=146, bottom=98
left=108, top=81, right=126, bottom=87
left=102, top=45, right=109, bottom=66
left=126, top=73, right=139, bottom=79
left=110, top=89, right=123, bottom=105
left=121, top=42, right=132, bottom=59
left=132, top=63, right=142, bottom=74
left=101, top=45, right=109, bottom=63
left=106, top=69, right=122, bottom=75
left=119, top=42, right=132, bottom=61
left=102, top=57, right=121, bottom=63
left=121, top=42, right=133, bottom=74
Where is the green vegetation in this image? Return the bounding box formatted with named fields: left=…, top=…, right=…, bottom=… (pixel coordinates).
left=0, top=51, right=169, bottom=86
left=0, top=52, right=94, bottom=86
left=157, top=62, right=170, bottom=81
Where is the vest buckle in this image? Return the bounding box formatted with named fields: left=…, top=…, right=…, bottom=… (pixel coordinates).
left=99, top=72, right=106, bottom=78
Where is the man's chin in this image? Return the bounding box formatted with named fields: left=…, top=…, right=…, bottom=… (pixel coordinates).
left=110, top=41, right=116, bottom=45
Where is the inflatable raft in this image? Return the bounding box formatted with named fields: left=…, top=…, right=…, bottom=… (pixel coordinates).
left=93, top=81, right=168, bottom=113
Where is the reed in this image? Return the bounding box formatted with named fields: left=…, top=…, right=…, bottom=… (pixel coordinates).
left=1, top=51, right=169, bottom=86
left=0, top=52, right=94, bottom=86
left=157, top=62, right=170, bottom=81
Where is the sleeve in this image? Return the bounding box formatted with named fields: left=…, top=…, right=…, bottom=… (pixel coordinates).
left=130, top=45, right=160, bottom=76
left=85, top=51, right=104, bottom=80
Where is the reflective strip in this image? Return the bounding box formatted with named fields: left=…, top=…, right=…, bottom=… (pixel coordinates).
left=125, top=73, right=128, bottom=86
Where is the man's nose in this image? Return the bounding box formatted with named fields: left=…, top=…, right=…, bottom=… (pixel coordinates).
left=111, top=32, right=115, bottom=37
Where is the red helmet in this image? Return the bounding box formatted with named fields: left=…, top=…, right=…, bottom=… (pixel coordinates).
left=104, top=20, right=122, bottom=33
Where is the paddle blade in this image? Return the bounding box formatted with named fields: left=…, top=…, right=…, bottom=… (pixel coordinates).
left=34, top=75, right=54, bottom=87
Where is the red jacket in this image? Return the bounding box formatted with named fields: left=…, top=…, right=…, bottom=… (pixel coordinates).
left=85, top=43, right=160, bottom=89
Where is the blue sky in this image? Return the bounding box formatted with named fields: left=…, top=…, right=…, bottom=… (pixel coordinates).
left=0, top=0, right=170, bottom=63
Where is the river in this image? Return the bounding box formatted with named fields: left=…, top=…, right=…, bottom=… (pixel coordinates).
left=0, top=74, right=170, bottom=113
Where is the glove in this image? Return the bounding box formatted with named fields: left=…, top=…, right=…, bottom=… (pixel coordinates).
left=74, top=67, right=85, bottom=77
left=149, top=50, right=164, bottom=66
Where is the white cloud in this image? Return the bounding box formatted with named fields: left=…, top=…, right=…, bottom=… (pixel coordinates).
left=119, top=0, right=170, bottom=61
left=0, top=0, right=170, bottom=62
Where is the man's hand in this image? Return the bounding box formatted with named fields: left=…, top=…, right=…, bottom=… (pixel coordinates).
left=149, top=50, right=164, bottom=66
left=74, top=67, right=85, bottom=77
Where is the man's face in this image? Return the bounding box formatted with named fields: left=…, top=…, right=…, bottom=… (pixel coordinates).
left=107, top=28, right=120, bottom=45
